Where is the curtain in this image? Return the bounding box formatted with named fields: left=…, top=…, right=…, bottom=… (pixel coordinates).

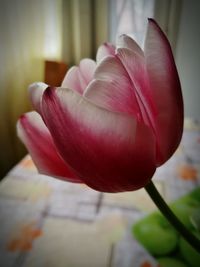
left=108, top=0, right=182, bottom=54
left=0, top=0, right=63, bottom=178
left=62, top=0, right=109, bottom=65
left=154, top=0, right=182, bottom=54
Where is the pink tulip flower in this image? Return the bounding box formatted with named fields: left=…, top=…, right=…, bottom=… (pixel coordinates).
left=17, top=19, right=183, bottom=192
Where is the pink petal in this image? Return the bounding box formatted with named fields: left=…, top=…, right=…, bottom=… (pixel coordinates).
left=85, top=50, right=156, bottom=128
left=85, top=55, right=142, bottom=119
left=61, top=59, right=96, bottom=94
left=28, top=82, right=48, bottom=113
left=117, top=34, right=144, bottom=56
left=116, top=48, right=156, bottom=129
left=17, top=111, right=82, bottom=183
left=42, top=87, right=156, bottom=193
left=96, top=42, right=116, bottom=63
left=145, top=19, right=183, bottom=165
left=85, top=79, right=142, bottom=118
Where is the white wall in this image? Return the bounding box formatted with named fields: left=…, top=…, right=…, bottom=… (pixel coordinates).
left=176, top=0, right=200, bottom=119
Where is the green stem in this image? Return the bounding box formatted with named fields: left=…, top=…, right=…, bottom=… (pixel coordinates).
left=145, top=181, right=200, bottom=253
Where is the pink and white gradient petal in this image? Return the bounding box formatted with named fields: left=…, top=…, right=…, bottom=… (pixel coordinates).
left=85, top=55, right=142, bottom=119
left=116, top=48, right=156, bottom=129
left=145, top=18, right=183, bottom=165
left=17, top=111, right=82, bottom=183
left=117, top=34, right=144, bottom=56
left=42, top=87, right=156, bottom=192
left=28, top=82, right=48, bottom=114
left=96, top=43, right=116, bottom=63
left=62, top=59, right=96, bottom=94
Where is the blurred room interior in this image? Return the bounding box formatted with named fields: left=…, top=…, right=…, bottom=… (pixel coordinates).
left=0, top=0, right=199, bottom=179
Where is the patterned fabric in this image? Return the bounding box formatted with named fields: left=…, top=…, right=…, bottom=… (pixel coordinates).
left=0, top=119, right=199, bottom=267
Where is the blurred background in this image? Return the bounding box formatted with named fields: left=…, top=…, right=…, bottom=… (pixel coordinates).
left=0, top=0, right=200, bottom=179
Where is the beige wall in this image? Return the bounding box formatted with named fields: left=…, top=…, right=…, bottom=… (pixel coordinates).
left=0, top=0, right=62, bottom=178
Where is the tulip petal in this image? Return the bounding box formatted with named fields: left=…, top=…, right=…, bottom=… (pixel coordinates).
left=117, top=34, right=144, bottom=56
left=85, top=79, right=140, bottom=117
left=42, top=87, right=156, bottom=192
left=96, top=42, right=116, bottom=63
left=62, top=59, right=96, bottom=94
left=85, top=50, right=156, bottom=128
left=85, top=55, right=142, bottom=120
left=145, top=19, right=183, bottom=165
left=28, top=82, right=48, bottom=113
left=17, top=111, right=82, bottom=183
left=116, top=48, right=156, bottom=128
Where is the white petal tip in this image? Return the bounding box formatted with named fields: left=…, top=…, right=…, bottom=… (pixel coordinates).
left=28, top=82, right=48, bottom=113
left=28, top=82, right=48, bottom=92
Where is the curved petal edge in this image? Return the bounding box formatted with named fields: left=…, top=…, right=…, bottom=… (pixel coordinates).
left=145, top=18, right=184, bottom=165
left=17, top=111, right=82, bottom=183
